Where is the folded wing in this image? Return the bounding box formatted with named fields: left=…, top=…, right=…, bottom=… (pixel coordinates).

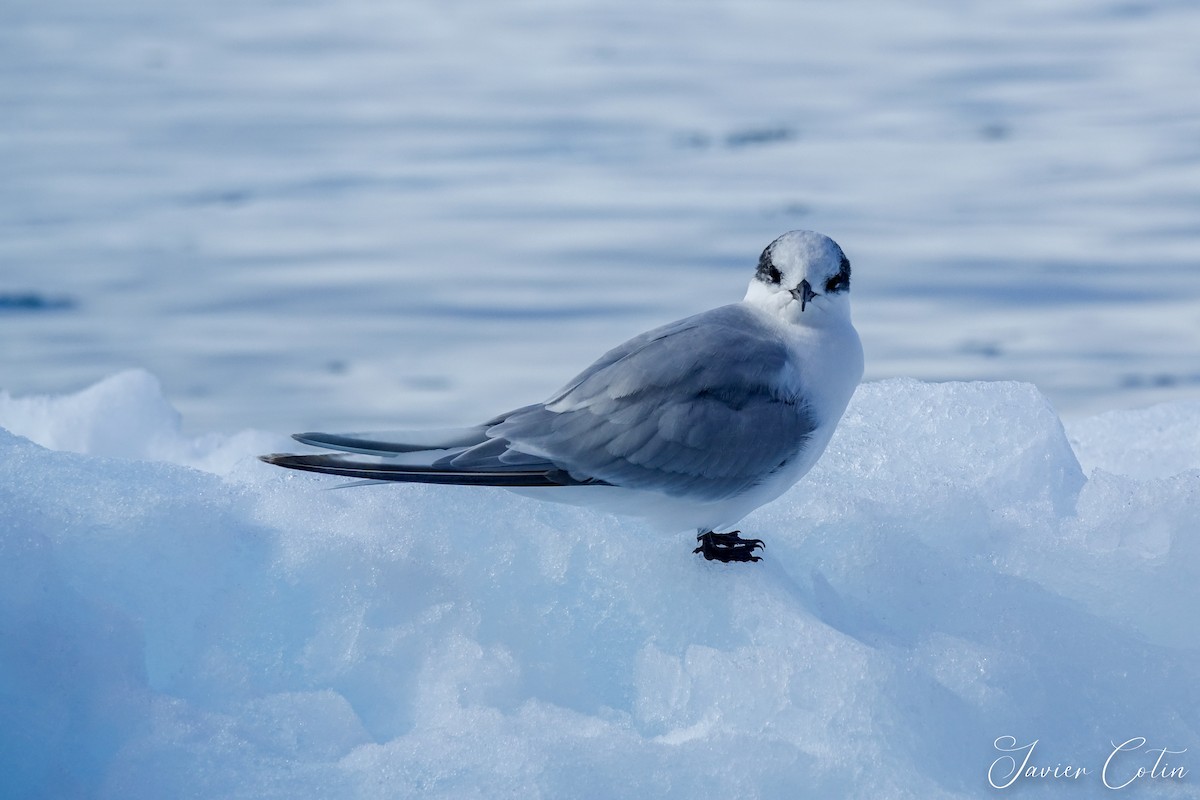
left=262, top=304, right=815, bottom=499
left=480, top=304, right=815, bottom=499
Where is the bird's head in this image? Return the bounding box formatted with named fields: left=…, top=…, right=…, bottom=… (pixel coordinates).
left=744, top=230, right=853, bottom=324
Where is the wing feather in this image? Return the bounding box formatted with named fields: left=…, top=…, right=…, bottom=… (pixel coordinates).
left=265, top=304, right=816, bottom=501
left=485, top=304, right=817, bottom=500
left=259, top=453, right=597, bottom=486
left=292, top=427, right=487, bottom=456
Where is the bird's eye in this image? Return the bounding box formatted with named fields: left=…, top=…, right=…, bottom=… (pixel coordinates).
left=825, top=256, right=851, bottom=293
left=755, top=247, right=783, bottom=285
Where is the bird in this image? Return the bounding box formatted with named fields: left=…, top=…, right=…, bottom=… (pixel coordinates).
left=261, top=230, right=864, bottom=563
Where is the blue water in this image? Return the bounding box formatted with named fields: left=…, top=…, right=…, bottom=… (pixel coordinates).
left=4, top=0, right=1200, bottom=433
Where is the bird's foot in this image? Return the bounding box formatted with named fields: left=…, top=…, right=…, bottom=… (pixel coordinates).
left=693, top=530, right=764, bottom=563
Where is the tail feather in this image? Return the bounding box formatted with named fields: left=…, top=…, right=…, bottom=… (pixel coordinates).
left=259, top=453, right=601, bottom=487
left=292, top=427, right=488, bottom=457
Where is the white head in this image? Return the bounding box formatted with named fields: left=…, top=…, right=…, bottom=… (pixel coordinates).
left=743, top=230, right=853, bottom=325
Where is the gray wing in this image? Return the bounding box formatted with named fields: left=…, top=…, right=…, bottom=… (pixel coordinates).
left=262, top=304, right=815, bottom=498
left=446, top=304, right=817, bottom=500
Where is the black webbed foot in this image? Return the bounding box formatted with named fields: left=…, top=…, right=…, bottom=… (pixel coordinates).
left=693, top=530, right=765, bottom=563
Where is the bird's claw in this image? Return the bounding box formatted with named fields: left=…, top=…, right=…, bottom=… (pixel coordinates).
left=693, top=530, right=765, bottom=563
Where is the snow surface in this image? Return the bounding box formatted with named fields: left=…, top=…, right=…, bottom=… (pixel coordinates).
left=2, top=373, right=1198, bottom=798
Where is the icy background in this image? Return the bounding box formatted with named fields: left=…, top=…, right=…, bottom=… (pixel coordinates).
left=4, top=0, right=1200, bottom=797
left=3, top=0, right=1200, bottom=432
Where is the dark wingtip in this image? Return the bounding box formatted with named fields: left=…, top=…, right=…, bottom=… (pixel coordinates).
left=259, top=453, right=295, bottom=465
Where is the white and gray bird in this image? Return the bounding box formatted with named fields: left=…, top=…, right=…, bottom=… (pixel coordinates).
left=262, top=230, right=864, bottom=562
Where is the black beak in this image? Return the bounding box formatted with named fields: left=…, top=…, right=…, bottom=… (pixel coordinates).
left=790, top=279, right=818, bottom=311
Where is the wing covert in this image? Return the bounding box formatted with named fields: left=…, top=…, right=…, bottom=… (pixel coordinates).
left=468, top=304, right=817, bottom=500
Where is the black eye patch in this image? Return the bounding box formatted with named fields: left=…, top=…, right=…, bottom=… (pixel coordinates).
left=824, top=255, right=851, bottom=293
left=755, top=246, right=782, bottom=285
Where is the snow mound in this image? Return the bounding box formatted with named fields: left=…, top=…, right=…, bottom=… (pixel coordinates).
left=0, top=370, right=286, bottom=475
left=1067, top=399, right=1200, bottom=480
left=1, top=375, right=1196, bottom=799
